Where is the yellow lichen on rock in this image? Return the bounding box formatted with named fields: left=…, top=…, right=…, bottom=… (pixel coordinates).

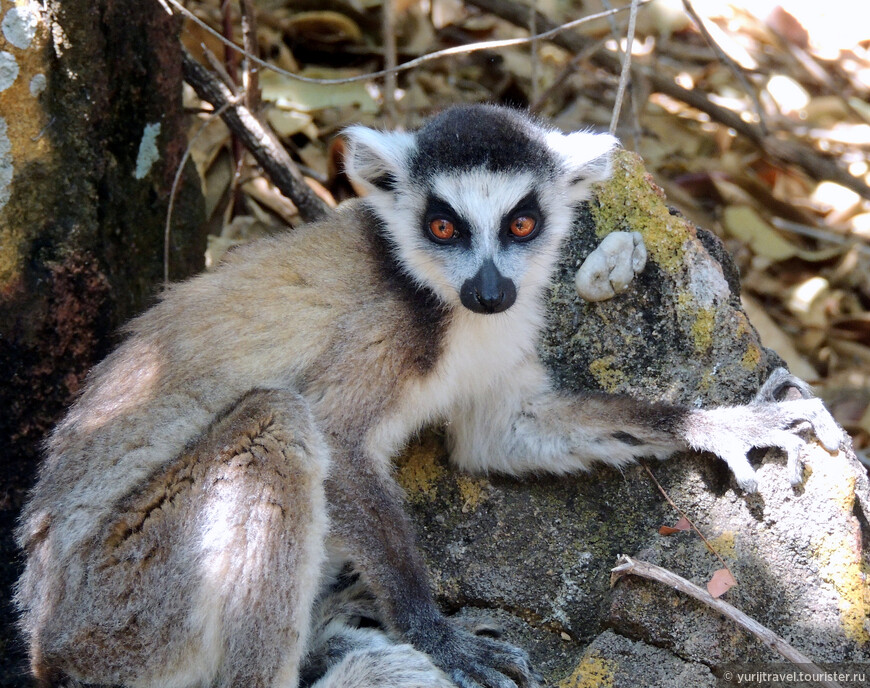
left=812, top=530, right=869, bottom=644
left=395, top=443, right=446, bottom=501
left=707, top=531, right=737, bottom=560
left=689, top=307, right=715, bottom=354
left=589, top=355, right=627, bottom=393
left=674, top=292, right=714, bottom=354
left=590, top=150, right=687, bottom=275
left=558, top=651, right=617, bottom=688
left=0, top=1, right=51, bottom=289
left=456, top=474, right=489, bottom=513
left=741, top=343, right=762, bottom=370
left=807, top=454, right=869, bottom=644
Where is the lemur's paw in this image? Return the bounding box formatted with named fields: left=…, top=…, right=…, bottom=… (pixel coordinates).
left=575, top=231, right=647, bottom=301
left=687, top=384, right=846, bottom=493
left=422, top=621, right=542, bottom=688
left=314, top=644, right=455, bottom=688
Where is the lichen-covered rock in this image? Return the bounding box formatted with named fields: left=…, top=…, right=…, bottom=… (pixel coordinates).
left=541, top=150, right=780, bottom=407
left=399, top=150, right=870, bottom=686
left=558, top=630, right=716, bottom=688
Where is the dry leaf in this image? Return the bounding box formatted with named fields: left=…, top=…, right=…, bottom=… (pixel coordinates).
left=242, top=177, right=298, bottom=224
left=723, top=205, right=800, bottom=261
left=658, top=516, right=691, bottom=536
left=266, top=108, right=314, bottom=139
left=259, top=71, right=378, bottom=114
left=283, top=11, right=363, bottom=45
left=723, top=205, right=844, bottom=262
left=707, top=568, right=737, bottom=598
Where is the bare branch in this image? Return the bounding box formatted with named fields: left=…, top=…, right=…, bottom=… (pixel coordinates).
left=164, top=0, right=649, bottom=85
left=609, top=0, right=640, bottom=135
left=611, top=556, right=843, bottom=688
left=181, top=51, right=331, bottom=224
left=239, top=0, right=260, bottom=114
left=382, top=0, right=398, bottom=122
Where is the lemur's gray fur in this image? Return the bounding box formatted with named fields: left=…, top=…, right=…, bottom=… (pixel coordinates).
left=15, top=105, right=843, bottom=688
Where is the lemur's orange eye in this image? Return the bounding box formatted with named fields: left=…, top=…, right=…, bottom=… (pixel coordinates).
left=510, top=215, right=537, bottom=238
left=429, top=218, right=455, bottom=241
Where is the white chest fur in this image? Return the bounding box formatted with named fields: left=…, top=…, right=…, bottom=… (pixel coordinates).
left=365, top=296, right=543, bottom=461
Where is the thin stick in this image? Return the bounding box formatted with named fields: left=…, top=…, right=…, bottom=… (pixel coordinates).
left=181, top=50, right=331, bottom=223
left=164, top=102, right=231, bottom=285
left=681, top=0, right=768, bottom=136
left=529, top=0, right=539, bottom=104
left=599, top=0, right=622, bottom=42
left=639, top=460, right=732, bottom=575
left=770, top=217, right=870, bottom=257
left=239, top=0, right=260, bottom=114
left=611, top=556, right=843, bottom=688
left=609, top=0, right=640, bottom=135
left=382, top=0, right=398, bottom=122
left=201, top=42, right=237, bottom=93
left=165, top=0, right=650, bottom=86
left=220, top=0, right=238, bottom=85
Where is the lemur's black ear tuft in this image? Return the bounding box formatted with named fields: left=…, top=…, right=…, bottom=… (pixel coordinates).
left=545, top=130, right=619, bottom=203
left=342, top=126, right=416, bottom=194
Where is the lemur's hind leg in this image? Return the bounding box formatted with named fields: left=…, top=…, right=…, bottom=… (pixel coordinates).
left=28, top=389, right=330, bottom=688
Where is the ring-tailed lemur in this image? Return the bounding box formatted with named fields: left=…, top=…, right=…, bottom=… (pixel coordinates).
left=15, top=104, right=842, bottom=688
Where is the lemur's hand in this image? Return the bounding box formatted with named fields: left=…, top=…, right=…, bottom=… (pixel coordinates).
left=685, top=368, right=844, bottom=492
left=575, top=231, right=647, bottom=301
left=414, top=619, right=542, bottom=688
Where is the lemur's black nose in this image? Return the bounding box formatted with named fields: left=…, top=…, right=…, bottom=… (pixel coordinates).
left=460, top=259, right=517, bottom=314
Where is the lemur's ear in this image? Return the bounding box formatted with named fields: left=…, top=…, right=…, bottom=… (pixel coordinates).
left=546, top=131, right=619, bottom=202
left=342, top=126, right=416, bottom=194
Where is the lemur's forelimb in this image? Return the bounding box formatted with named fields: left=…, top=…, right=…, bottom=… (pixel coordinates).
left=449, top=361, right=840, bottom=493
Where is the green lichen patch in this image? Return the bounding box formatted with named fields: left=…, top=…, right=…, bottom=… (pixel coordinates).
left=588, top=355, right=627, bottom=393
left=558, top=651, right=617, bottom=688
left=542, top=150, right=774, bottom=406
left=590, top=151, right=690, bottom=275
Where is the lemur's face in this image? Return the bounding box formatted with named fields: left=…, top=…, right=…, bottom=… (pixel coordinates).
left=343, top=105, right=618, bottom=314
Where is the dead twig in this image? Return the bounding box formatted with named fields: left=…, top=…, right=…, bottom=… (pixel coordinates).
left=382, top=0, right=398, bottom=122
left=220, top=0, right=245, bottom=217
left=611, top=556, right=843, bottom=688
left=239, top=0, right=260, bottom=114
left=181, top=50, right=331, bottom=223
left=529, top=0, right=539, bottom=104
left=166, top=0, right=649, bottom=85
left=529, top=37, right=608, bottom=114
left=639, top=460, right=733, bottom=577
left=598, top=0, right=641, bottom=145
left=609, top=0, right=640, bottom=136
